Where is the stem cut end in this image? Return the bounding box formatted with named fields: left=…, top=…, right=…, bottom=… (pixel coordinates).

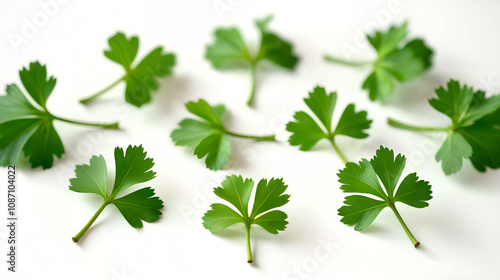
left=79, top=99, right=91, bottom=105
left=414, top=241, right=421, bottom=248
left=72, top=237, right=79, bottom=243
left=257, top=135, right=276, bottom=142
left=102, top=122, right=120, bottom=130
left=247, top=260, right=253, bottom=264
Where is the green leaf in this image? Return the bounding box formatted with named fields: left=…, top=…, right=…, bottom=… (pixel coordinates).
left=389, top=80, right=500, bottom=174
left=0, top=95, right=64, bottom=168
left=0, top=63, right=64, bottom=169
left=328, top=22, right=433, bottom=102
left=287, top=86, right=371, bottom=160
left=367, top=22, right=408, bottom=58
left=286, top=111, right=328, bottom=151
left=19, top=61, right=56, bottom=109
left=213, top=175, right=253, bottom=218
left=403, top=39, right=433, bottom=69
left=338, top=146, right=432, bottom=246
left=205, top=28, right=251, bottom=69
left=203, top=203, right=244, bottom=233
left=429, top=80, right=474, bottom=125
left=112, top=145, right=156, bottom=197
left=112, top=187, right=163, bottom=228
left=0, top=119, right=38, bottom=156
left=0, top=84, right=40, bottom=123
left=185, top=99, right=223, bottom=128
left=194, top=132, right=232, bottom=171
left=338, top=195, right=386, bottom=231
left=338, top=159, right=385, bottom=198
left=461, top=91, right=500, bottom=126
left=303, top=86, right=336, bottom=132
left=170, top=119, right=216, bottom=147
left=171, top=100, right=226, bottom=149
left=367, top=23, right=433, bottom=85
left=435, top=132, right=473, bottom=175
left=172, top=99, right=229, bottom=170
left=211, top=104, right=227, bottom=118
left=256, top=16, right=298, bottom=69
left=0, top=62, right=119, bottom=169
left=202, top=175, right=290, bottom=262
left=362, top=68, right=395, bottom=102
left=69, top=155, right=108, bottom=198
left=0, top=120, right=38, bottom=167
left=250, top=178, right=290, bottom=218
left=124, top=47, right=176, bottom=107
left=171, top=99, right=275, bottom=170
left=394, top=173, right=433, bottom=208
left=334, top=104, right=371, bottom=138
left=370, top=147, right=406, bottom=196
left=255, top=15, right=274, bottom=32
left=205, top=16, right=298, bottom=106
left=252, top=210, right=288, bottom=234
left=70, top=145, right=164, bottom=243
left=85, top=32, right=176, bottom=107
left=458, top=108, right=500, bottom=171
left=420, top=80, right=500, bottom=174
left=22, top=121, right=64, bottom=169
left=378, top=47, right=427, bottom=82
left=104, top=32, right=139, bottom=69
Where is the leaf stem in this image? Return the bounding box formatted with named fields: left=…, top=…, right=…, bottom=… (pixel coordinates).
left=389, top=204, right=420, bottom=247
left=53, top=115, right=119, bottom=129
left=226, top=130, right=275, bottom=142
left=79, top=76, right=125, bottom=105
left=387, top=118, right=450, bottom=132
left=329, top=138, right=348, bottom=164
left=323, top=55, right=372, bottom=67
left=245, top=223, right=253, bottom=263
left=246, top=63, right=257, bottom=106
left=72, top=201, right=108, bottom=243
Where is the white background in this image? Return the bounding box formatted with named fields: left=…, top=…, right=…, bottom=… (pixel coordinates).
left=1, top=0, right=500, bottom=279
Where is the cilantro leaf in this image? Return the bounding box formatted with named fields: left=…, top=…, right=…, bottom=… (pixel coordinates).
left=286, top=111, right=327, bottom=151
left=325, top=22, right=433, bottom=102
left=255, top=16, right=298, bottom=69
left=69, top=155, right=108, bottom=197
left=205, top=28, right=250, bottom=69
left=19, top=61, right=56, bottom=109
left=338, top=146, right=432, bottom=247
left=0, top=62, right=118, bottom=169
left=286, top=86, right=371, bottom=163
left=171, top=99, right=275, bottom=170
left=206, top=15, right=299, bottom=106
left=434, top=132, right=472, bottom=174
left=202, top=175, right=290, bottom=263
left=459, top=109, right=500, bottom=171
left=428, top=81, right=474, bottom=126
left=70, top=145, right=163, bottom=243
left=112, top=187, right=163, bottom=228
left=103, top=32, right=139, bottom=68
left=388, top=80, right=500, bottom=174
left=80, top=32, right=176, bottom=107
left=112, top=145, right=156, bottom=197
left=367, top=22, right=408, bottom=57
left=193, top=132, right=232, bottom=171
left=22, top=121, right=64, bottom=169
